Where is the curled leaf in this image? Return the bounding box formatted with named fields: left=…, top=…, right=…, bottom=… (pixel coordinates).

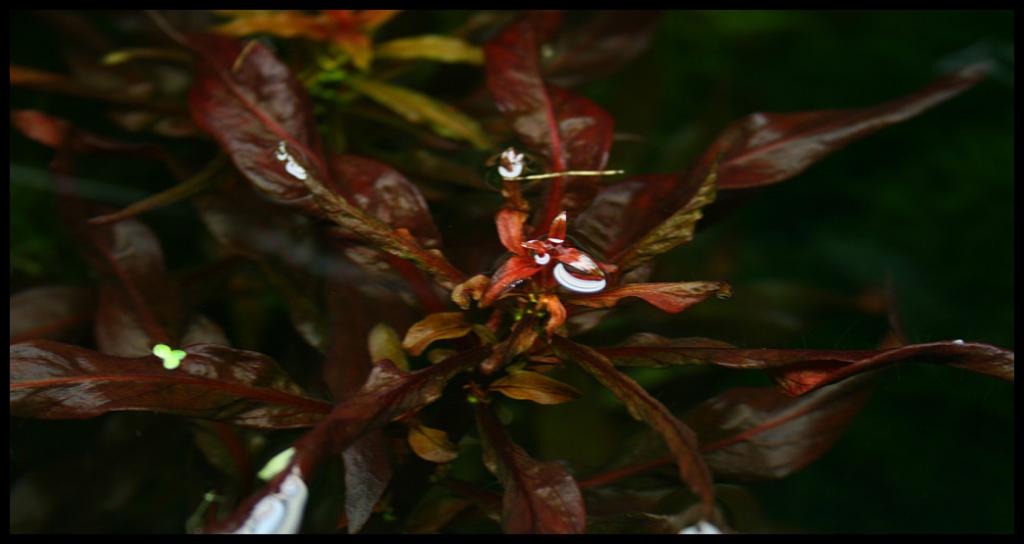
left=402, top=312, right=474, bottom=356
left=408, top=424, right=459, bottom=463
left=490, top=369, right=581, bottom=405
left=451, top=274, right=491, bottom=310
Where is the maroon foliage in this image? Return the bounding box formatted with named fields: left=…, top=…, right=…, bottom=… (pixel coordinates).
left=694, top=64, right=988, bottom=190
left=476, top=402, right=586, bottom=533
left=10, top=340, right=331, bottom=428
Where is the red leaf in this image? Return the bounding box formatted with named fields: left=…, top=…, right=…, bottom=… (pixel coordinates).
left=574, top=174, right=680, bottom=259
left=565, top=281, right=730, bottom=313
left=323, top=266, right=411, bottom=534
left=550, top=337, right=716, bottom=520
left=484, top=17, right=614, bottom=228
left=11, top=109, right=187, bottom=179
left=10, top=286, right=95, bottom=345
left=543, top=11, right=662, bottom=88
left=187, top=33, right=334, bottom=213
left=687, top=375, right=874, bottom=481
left=597, top=336, right=1014, bottom=396
left=89, top=218, right=186, bottom=355
left=476, top=402, right=586, bottom=533
left=331, top=154, right=443, bottom=249
left=209, top=347, right=489, bottom=533
left=695, top=63, right=988, bottom=190
left=496, top=208, right=529, bottom=255
left=480, top=255, right=545, bottom=308
left=771, top=341, right=1014, bottom=396
left=329, top=153, right=449, bottom=311
left=10, top=340, right=331, bottom=428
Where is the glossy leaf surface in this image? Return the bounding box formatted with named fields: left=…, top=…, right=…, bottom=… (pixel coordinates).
left=597, top=336, right=1014, bottom=396
left=565, top=281, right=730, bottom=313
left=188, top=33, right=331, bottom=214
left=688, top=375, right=874, bottom=481
left=10, top=340, right=331, bottom=428
left=696, top=63, right=988, bottom=190
left=484, top=17, right=614, bottom=224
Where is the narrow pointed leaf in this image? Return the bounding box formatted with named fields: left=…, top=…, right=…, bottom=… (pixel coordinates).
left=696, top=63, right=988, bottom=190
left=610, top=164, right=718, bottom=272
left=565, top=281, right=730, bottom=313
left=376, top=35, right=483, bottom=64
left=10, top=340, right=331, bottom=428
left=348, top=77, right=491, bottom=149
left=480, top=256, right=544, bottom=308
left=551, top=336, right=715, bottom=519
left=187, top=33, right=332, bottom=214
left=476, top=402, right=586, bottom=533
left=484, top=17, right=614, bottom=224
left=496, top=208, right=529, bottom=255
left=574, top=174, right=680, bottom=259
left=596, top=335, right=1013, bottom=396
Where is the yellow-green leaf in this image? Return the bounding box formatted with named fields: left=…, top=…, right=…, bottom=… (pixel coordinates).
left=368, top=322, right=409, bottom=371
left=348, top=77, right=491, bottom=150
left=376, top=35, right=484, bottom=65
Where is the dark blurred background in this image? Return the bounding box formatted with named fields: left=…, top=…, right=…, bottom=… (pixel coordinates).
left=10, top=10, right=1013, bottom=533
